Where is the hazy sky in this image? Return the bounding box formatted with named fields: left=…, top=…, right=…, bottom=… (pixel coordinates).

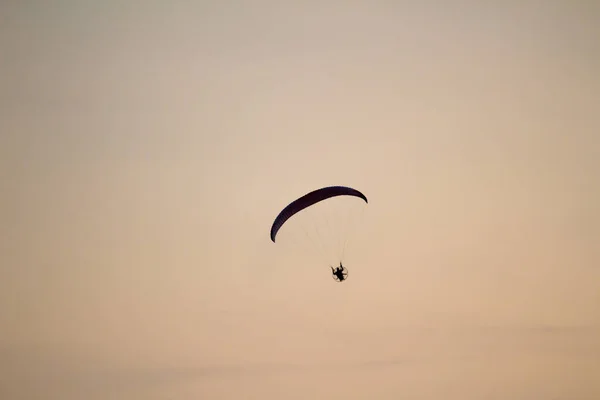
left=1, top=1, right=599, bottom=399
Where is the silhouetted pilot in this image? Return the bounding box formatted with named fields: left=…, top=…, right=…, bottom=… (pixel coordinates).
left=331, top=263, right=346, bottom=281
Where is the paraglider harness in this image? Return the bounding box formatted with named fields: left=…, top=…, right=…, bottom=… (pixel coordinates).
left=331, top=263, right=348, bottom=282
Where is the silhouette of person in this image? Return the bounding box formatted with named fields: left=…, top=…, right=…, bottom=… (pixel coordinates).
left=331, top=263, right=346, bottom=281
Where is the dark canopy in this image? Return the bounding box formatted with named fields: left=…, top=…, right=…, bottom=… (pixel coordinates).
left=270, top=186, right=368, bottom=242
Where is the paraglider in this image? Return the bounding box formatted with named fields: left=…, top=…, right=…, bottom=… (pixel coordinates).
left=270, top=185, right=368, bottom=282
left=331, top=263, right=348, bottom=282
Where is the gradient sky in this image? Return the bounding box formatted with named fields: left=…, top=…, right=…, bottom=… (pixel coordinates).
left=1, top=1, right=599, bottom=399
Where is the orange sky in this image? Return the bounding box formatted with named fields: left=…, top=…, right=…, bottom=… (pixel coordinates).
left=1, top=1, right=599, bottom=399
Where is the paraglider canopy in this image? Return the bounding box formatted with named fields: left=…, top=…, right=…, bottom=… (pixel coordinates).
left=270, top=186, right=368, bottom=243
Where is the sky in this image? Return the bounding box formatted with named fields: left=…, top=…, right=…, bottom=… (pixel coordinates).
left=1, top=1, right=599, bottom=399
